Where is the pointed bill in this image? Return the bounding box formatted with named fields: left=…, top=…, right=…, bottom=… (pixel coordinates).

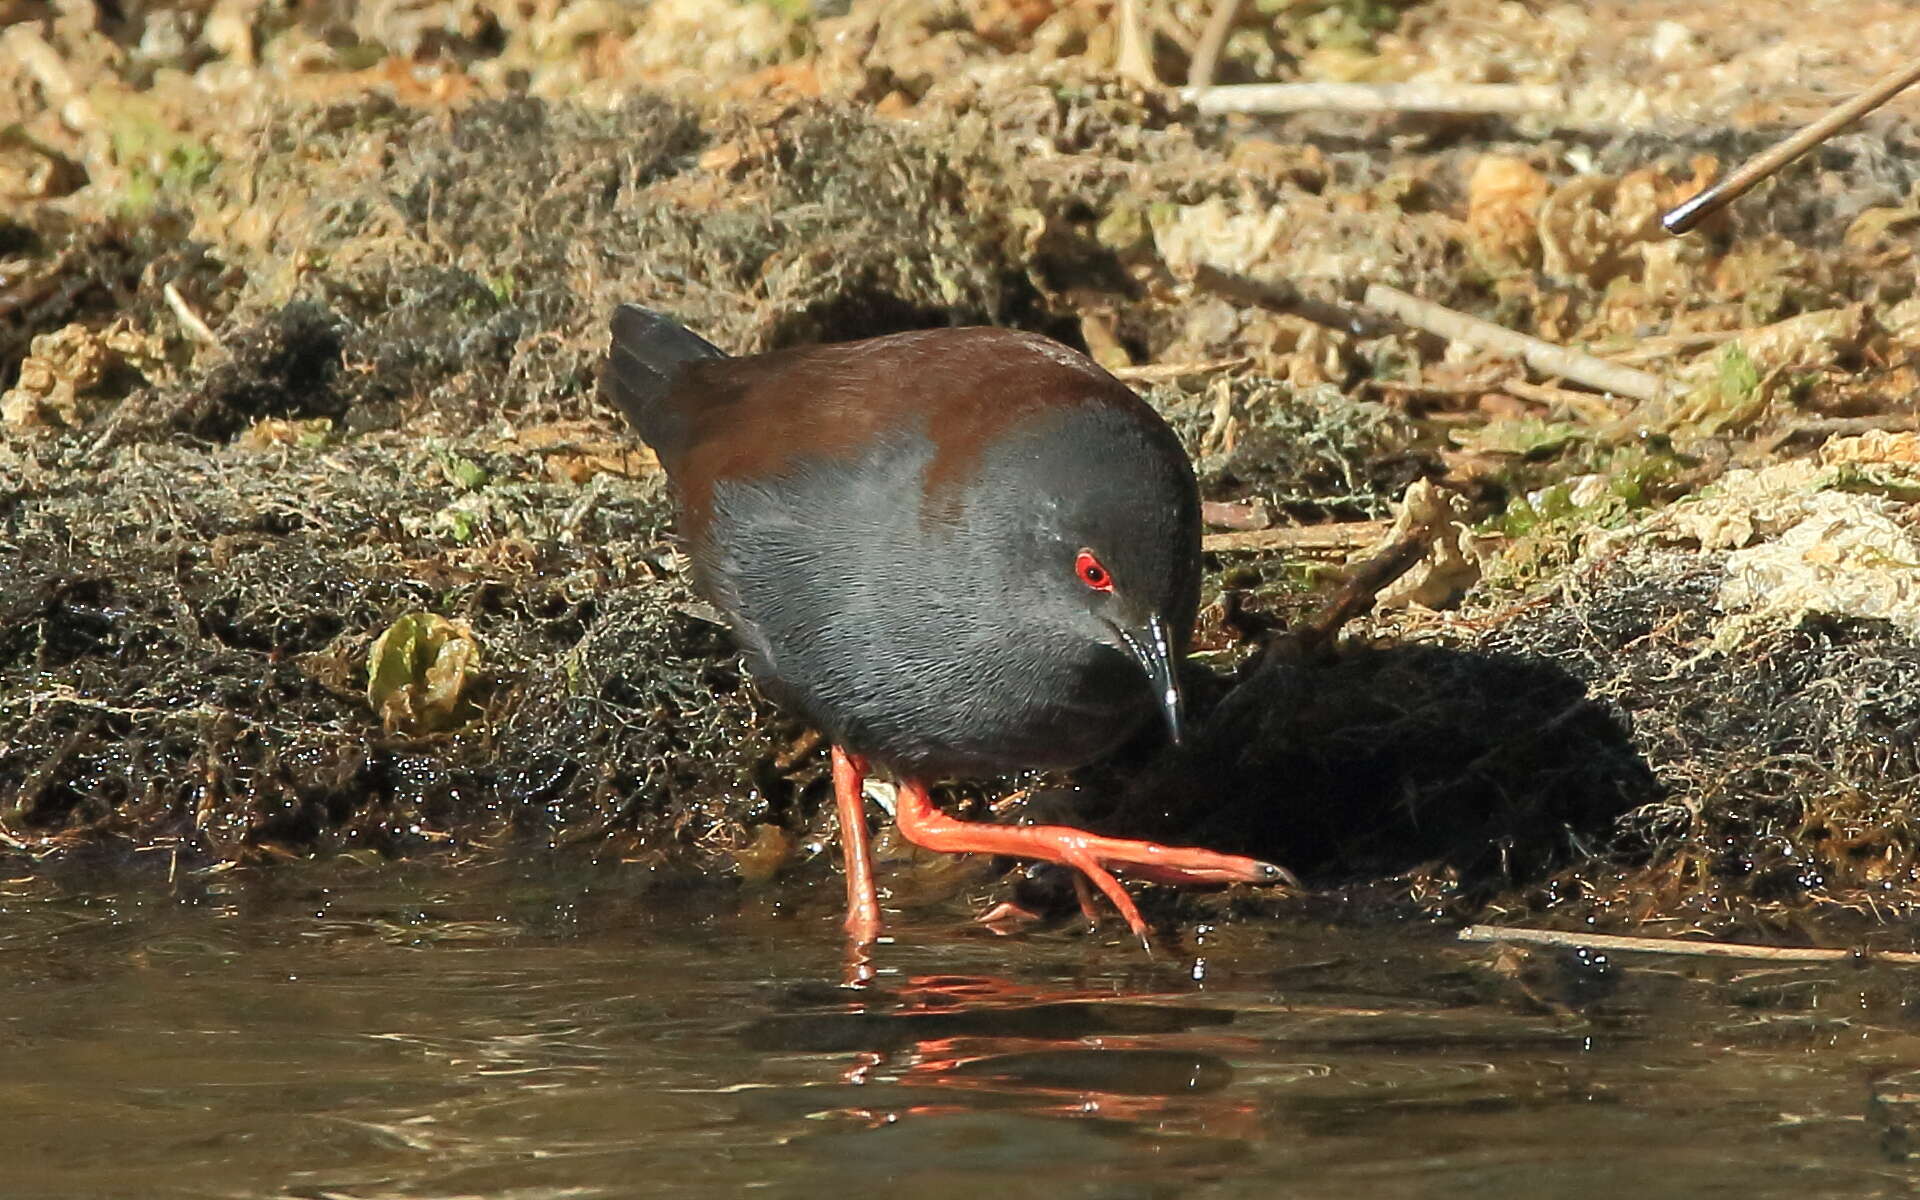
left=1118, top=614, right=1184, bottom=745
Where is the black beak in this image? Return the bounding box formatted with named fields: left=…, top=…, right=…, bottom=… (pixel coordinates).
left=1118, top=614, right=1184, bottom=746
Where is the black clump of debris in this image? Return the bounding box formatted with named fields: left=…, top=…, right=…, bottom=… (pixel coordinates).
left=1479, top=549, right=1920, bottom=931
left=113, top=301, right=348, bottom=441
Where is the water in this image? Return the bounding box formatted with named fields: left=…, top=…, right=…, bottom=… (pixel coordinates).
left=4, top=859, right=1916, bottom=1199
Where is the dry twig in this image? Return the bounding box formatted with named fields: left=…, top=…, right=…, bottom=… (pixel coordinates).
left=1665, top=55, right=1920, bottom=234
left=1500, top=377, right=1627, bottom=424
left=1201, top=498, right=1271, bottom=531
left=1186, top=0, right=1241, bottom=91
left=1186, top=81, right=1561, bottom=116
left=1109, top=356, right=1251, bottom=383
left=1293, top=479, right=1452, bottom=651
left=1363, top=284, right=1670, bottom=403
left=1365, top=377, right=1500, bottom=400
left=162, top=283, right=223, bottom=349
left=1115, top=0, right=1159, bottom=87
left=1461, top=924, right=1920, bottom=966
left=1190, top=264, right=1384, bottom=337
left=1203, top=520, right=1389, bottom=554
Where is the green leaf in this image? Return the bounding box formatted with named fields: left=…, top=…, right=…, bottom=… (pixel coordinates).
left=366, top=613, right=485, bottom=734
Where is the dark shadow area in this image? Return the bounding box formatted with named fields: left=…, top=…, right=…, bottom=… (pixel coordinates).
left=1095, top=644, right=1658, bottom=904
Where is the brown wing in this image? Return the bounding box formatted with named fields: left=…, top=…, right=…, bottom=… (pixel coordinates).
left=660, top=326, right=1150, bottom=520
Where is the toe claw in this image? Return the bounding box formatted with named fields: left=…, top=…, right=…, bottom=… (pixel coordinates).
left=1256, top=861, right=1302, bottom=888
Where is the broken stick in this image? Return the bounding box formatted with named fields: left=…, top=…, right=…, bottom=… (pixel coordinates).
left=1185, top=81, right=1561, bottom=117
left=1202, top=520, right=1389, bottom=554
left=1362, top=284, right=1669, bottom=403
left=1460, top=924, right=1920, bottom=967
left=1190, top=264, right=1384, bottom=337
left=1293, top=479, right=1451, bottom=653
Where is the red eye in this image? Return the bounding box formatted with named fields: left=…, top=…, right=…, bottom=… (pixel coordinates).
left=1075, top=549, right=1113, bottom=592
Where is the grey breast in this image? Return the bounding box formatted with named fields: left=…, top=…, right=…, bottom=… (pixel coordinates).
left=698, top=429, right=1146, bottom=775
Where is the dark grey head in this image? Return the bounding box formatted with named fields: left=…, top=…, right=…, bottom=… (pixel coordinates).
left=957, top=399, right=1204, bottom=748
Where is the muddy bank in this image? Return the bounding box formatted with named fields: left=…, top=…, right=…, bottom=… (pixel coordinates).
left=5, top=0, right=1920, bottom=938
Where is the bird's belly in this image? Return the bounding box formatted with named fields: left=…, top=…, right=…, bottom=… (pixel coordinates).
left=840, top=674, right=1145, bottom=778
left=760, top=624, right=1150, bottom=777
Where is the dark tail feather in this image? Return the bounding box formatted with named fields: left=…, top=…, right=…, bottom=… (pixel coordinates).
left=600, top=305, right=726, bottom=451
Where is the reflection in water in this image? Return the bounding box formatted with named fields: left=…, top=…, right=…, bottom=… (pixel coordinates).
left=2, top=863, right=1917, bottom=1199
left=736, top=968, right=1263, bottom=1196
left=742, top=970, right=1249, bottom=1142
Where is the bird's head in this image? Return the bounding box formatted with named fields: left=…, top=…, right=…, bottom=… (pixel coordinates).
left=972, top=400, right=1203, bottom=745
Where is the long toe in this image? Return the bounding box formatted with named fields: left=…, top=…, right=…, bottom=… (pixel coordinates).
left=1114, top=855, right=1300, bottom=890
left=976, top=901, right=1046, bottom=936
left=890, top=777, right=1287, bottom=941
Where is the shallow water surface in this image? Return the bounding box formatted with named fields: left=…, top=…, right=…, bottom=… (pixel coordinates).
left=4, top=861, right=1918, bottom=1199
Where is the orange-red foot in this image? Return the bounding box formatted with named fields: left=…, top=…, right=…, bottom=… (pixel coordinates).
left=891, top=776, right=1292, bottom=941
left=976, top=901, right=1045, bottom=936
left=975, top=876, right=1101, bottom=935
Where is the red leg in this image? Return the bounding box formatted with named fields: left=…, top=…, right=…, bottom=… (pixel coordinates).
left=831, top=746, right=883, bottom=944
left=890, top=777, right=1291, bottom=941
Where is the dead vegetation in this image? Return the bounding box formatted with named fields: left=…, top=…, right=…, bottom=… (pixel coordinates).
left=4, top=0, right=1920, bottom=939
